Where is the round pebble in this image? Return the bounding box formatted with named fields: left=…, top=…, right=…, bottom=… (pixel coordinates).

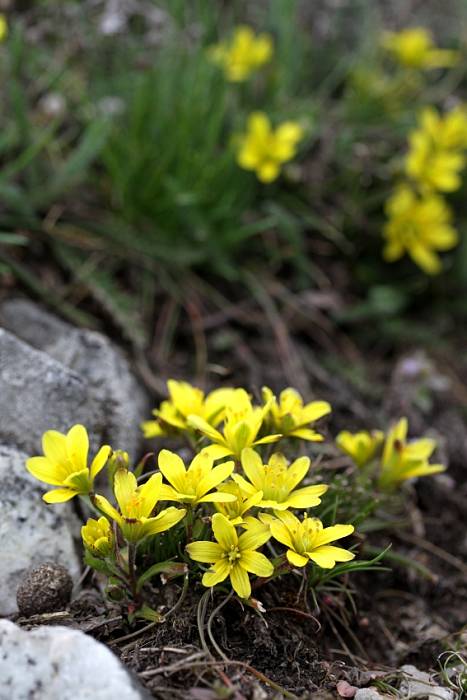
left=16, top=562, right=73, bottom=617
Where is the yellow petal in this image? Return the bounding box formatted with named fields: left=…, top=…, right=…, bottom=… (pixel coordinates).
left=238, top=525, right=270, bottom=551
left=202, top=559, right=230, bottom=587
left=90, top=445, right=112, bottom=480
left=26, top=457, right=64, bottom=486
left=94, top=494, right=123, bottom=525
left=212, top=512, right=238, bottom=549
left=66, top=424, right=89, bottom=472
left=307, top=545, right=355, bottom=568
left=270, top=520, right=294, bottom=549
left=186, top=540, right=223, bottom=563
left=285, top=484, right=328, bottom=508
left=197, top=460, right=234, bottom=498
left=114, top=469, right=138, bottom=515
left=240, top=550, right=273, bottom=577
left=230, top=563, right=251, bottom=598
left=314, top=524, right=354, bottom=547
left=158, top=449, right=187, bottom=492
left=43, top=488, right=76, bottom=503
left=285, top=456, right=310, bottom=491
left=144, top=506, right=186, bottom=536
left=240, top=448, right=264, bottom=490
left=188, top=415, right=225, bottom=443
left=197, top=491, right=237, bottom=503
left=139, top=473, right=163, bottom=516
left=42, top=430, right=68, bottom=467
left=286, top=550, right=308, bottom=567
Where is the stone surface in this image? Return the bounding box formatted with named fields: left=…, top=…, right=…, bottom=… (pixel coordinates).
left=16, top=563, right=73, bottom=617
left=0, top=328, right=105, bottom=454
left=1, top=299, right=149, bottom=460
left=0, top=619, right=149, bottom=700
left=400, top=664, right=454, bottom=700
left=354, top=689, right=387, bottom=700
left=0, top=445, right=80, bottom=616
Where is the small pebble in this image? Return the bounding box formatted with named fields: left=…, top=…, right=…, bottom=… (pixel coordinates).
left=16, top=562, right=73, bottom=617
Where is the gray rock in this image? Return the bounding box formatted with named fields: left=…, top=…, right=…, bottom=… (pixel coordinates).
left=1, top=299, right=149, bottom=460
left=400, top=664, right=454, bottom=700
left=0, top=445, right=80, bottom=616
left=0, top=619, right=149, bottom=699
left=0, top=328, right=105, bottom=454
left=354, top=689, right=387, bottom=700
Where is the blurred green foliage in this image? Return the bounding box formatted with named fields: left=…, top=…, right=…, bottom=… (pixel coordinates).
left=1, top=0, right=467, bottom=341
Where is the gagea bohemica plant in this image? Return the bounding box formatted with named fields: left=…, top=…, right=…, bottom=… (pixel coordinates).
left=26, top=381, right=445, bottom=623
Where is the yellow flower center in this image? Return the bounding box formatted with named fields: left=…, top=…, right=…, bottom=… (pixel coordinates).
left=223, top=544, right=242, bottom=566
left=262, top=462, right=290, bottom=502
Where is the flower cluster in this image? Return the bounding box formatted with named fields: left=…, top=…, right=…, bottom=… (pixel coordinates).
left=337, top=417, right=445, bottom=489
left=383, top=104, right=467, bottom=274
left=26, top=381, right=445, bottom=619
left=382, top=28, right=459, bottom=71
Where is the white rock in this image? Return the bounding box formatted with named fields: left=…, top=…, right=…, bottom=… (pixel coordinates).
left=355, top=689, right=387, bottom=700
left=0, top=445, right=80, bottom=615
left=1, top=300, right=149, bottom=461
left=400, top=665, right=454, bottom=700
left=0, top=328, right=105, bottom=454
left=0, top=620, right=148, bottom=699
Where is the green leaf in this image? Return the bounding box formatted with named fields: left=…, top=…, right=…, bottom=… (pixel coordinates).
left=136, top=560, right=187, bottom=592
left=134, top=604, right=164, bottom=623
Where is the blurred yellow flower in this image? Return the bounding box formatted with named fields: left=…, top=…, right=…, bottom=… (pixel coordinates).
left=81, top=516, right=114, bottom=557
left=383, top=27, right=459, bottom=70
left=336, top=430, right=384, bottom=468
left=186, top=512, right=273, bottom=598
left=379, top=417, right=445, bottom=489
left=406, top=108, right=467, bottom=193
left=237, top=112, right=303, bottom=183
left=383, top=185, right=458, bottom=274
left=26, top=425, right=111, bottom=503
left=157, top=449, right=236, bottom=505
left=262, top=386, right=331, bottom=441
left=94, top=469, right=186, bottom=542
left=232, top=448, right=327, bottom=511
left=269, top=511, right=355, bottom=568
left=418, top=105, right=467, bottom=151
left=0, top=14, right=7, bottom=42
left=188, top=388, right=281, bottom=459
left=142, top=380, right=235, bottom=438
left=209, top=25, right=273, bottom=82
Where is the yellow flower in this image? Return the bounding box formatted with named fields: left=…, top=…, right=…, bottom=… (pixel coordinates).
left=382, top=28, right=459, bottom=70
left=383, top=185, right=458, bottom=274
left=417, top=106, right=467, bottom=151
left=26, top=425, right=111, bottom=503
left=237, top=112, right=303, bottom=183
left=336, top=430, right=384, bottom=468
left=157, top=449, right=237, bottom=505
left=270, top=511, right=355, bottom=568
left=232, top=448, right=328, bottom=511
left=215, top=481, right=263, bottom=525
left=81, top=517, right=114, bottom=557
left=188, top=388, right=281, bottom=460
left=379, top=417, right=445, bottom=489
left=0, top=14, right=7, bottom=42
left=262, top=387, right=331, bottom=441
left=405, top=109, right=467, bottom=193
left=94, top=469, right=186, bottom=542
left=142, top=380, right=235, bottom=438
left=209, top=25, right=273, bottom=82
left=186, top=513, right=273, bottom=598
